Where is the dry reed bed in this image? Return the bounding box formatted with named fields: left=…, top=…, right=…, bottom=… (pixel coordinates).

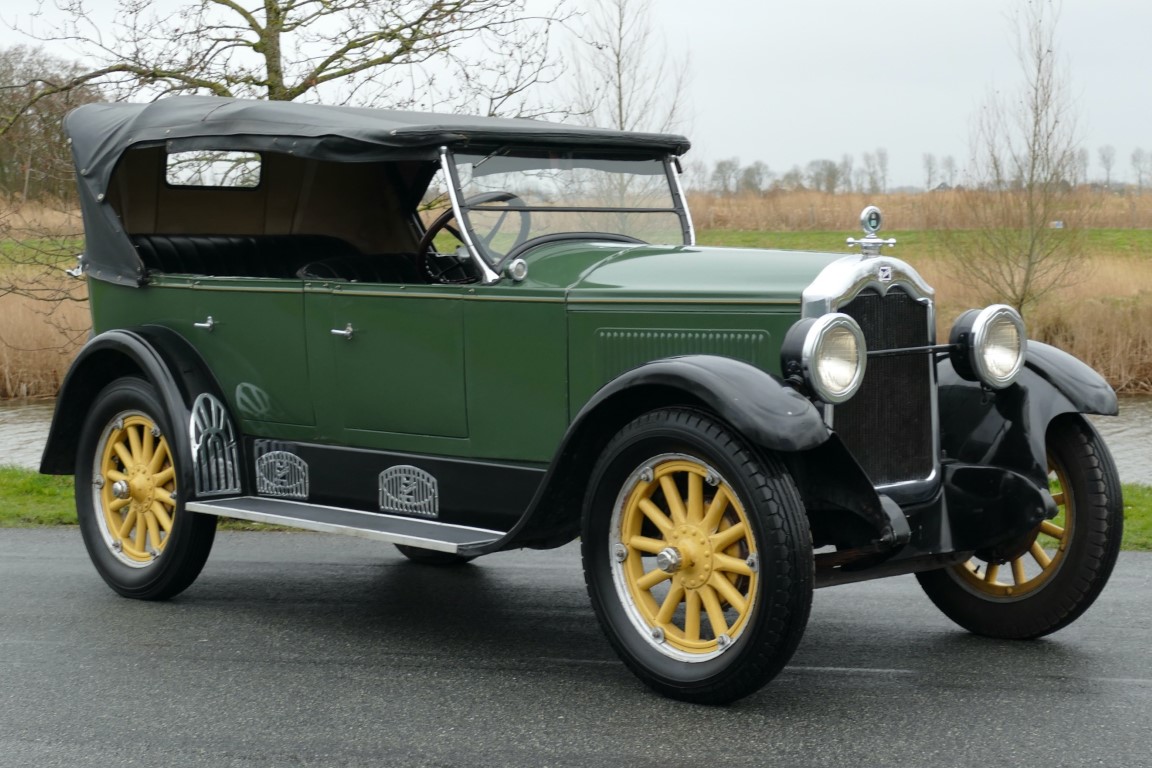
left=687, top=190, right=1152, bottom=231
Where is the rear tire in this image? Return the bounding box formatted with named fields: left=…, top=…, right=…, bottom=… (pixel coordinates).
left=76, top=377, right=216, bottom=600
left=582, top=408, right=813, bottom=704
left=917, top=414, right=1123, bottom=639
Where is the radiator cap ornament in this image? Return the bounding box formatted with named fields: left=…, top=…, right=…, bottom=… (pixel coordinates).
left=846, top=205, right=897, bottom=257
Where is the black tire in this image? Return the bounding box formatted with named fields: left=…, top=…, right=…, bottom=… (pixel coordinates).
left=581, top=408, right=813, bottom=705
left=394, top=544, right=475, bottom=566
left=917, top=414, right=1123, bottom=639
left=76, top=377, right=216, bottom=600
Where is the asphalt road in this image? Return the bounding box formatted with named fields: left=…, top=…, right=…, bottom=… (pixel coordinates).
left=1, top=529, right=1149, bottom=768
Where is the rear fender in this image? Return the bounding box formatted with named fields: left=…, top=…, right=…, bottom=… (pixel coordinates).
left=40, top=327, right=231, bottom=495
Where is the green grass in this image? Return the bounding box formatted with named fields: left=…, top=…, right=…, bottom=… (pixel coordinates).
left=2, top=465, right=1149, bottom=550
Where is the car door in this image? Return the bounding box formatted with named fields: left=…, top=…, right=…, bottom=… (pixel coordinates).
left=304, top=281, right=469, bottom=450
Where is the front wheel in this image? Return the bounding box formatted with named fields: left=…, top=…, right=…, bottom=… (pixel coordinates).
left=917, top=414, right=1123, bottom=639
left=76, top=377, right=216, bottom=600
left=582, top=408, right=813, bottom=704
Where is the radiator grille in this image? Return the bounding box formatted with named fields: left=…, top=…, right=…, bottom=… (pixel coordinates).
left=833, top=287, right=935, bottom=486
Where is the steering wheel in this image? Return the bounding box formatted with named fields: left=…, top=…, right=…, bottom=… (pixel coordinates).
left=417, top=191, right=531, bottom=283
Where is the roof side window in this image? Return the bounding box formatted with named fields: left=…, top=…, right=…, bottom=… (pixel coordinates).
left=165, top=150, right=262, bottom=188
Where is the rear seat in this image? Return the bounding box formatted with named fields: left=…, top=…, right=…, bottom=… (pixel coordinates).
left=132, top=234, right=361, bottom=278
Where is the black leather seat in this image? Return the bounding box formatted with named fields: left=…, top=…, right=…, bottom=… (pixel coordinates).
left=132, top=234, right=361, bottom=278
left=296, top=253, right=425, bottom=284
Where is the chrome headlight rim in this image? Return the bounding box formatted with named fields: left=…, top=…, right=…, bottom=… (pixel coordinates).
left=800, top=312, right=868, bottom=404
left=970, top=304, right=1026, bottom=388
left=950, top=304, right=1027, bottom=389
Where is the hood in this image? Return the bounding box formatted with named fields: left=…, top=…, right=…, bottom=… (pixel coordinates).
left=527, top=243, right=848, bottom=305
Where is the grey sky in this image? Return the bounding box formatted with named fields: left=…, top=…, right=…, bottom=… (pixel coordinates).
left=656, top=0, right=1152, bottom=187
left=3, top=0, right=1147, bottom=188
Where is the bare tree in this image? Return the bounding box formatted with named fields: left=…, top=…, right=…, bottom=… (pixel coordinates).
left=837, top=154, right=854, bottom=193
left=0, top=45, right=102, bottom=201
left=3, top=0, right=570, bottom=133
left=875, top=147, right=889, bottom=194
left=1098, top=144, right=1115, bottom=186
left=923, top=152, right=938, bottom=191
left=568, top=0, right=689, bottom=133
left=1075, top=147, right=1090, bottom=186
left=860, top=152, right=881, bottom=195
left=738, top=161, right=772, bottom=195
left=710, top=158, right=740, bottom=195
left=941, top=155, right=957, bottom=187
left=1133, top=148, right=1147, bottom=194
left=951, top=0, right=1084, bottom=314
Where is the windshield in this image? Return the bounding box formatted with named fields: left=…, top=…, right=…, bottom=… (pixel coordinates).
left=444, top=150, right=689, bottom=265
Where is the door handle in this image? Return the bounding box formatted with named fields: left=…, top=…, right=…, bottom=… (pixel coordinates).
left=330, top=323, right=354, bottom=340
left=194, top=316, right=215, bottom=332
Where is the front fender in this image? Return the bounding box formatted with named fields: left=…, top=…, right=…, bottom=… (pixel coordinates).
left=938, top=340, right=1116, bottom=486
left=472, top=355, right=873, bottom=555
left=576, top=355, right=831, bottom=452
left=40, top=326, right=224, bottom=476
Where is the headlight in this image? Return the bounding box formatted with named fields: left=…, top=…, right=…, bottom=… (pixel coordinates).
left=949, top=304, right=1026, bottom=389
left=782, top=313, right=867, bottom=404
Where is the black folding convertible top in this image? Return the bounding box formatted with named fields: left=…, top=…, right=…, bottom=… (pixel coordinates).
left=66, top=96, right=691, bottom=286
left=67, top=96, right=691, bottom=199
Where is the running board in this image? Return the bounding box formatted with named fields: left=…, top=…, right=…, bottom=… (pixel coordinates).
left=186, top=496, right=503, bottom=553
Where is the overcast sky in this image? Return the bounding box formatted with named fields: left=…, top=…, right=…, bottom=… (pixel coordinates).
left=655, top=0, right=1152, bottom=187
left=3, top=0, right=1148, bottom=188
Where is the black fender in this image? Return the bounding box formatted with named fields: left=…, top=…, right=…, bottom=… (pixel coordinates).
left=470, top=355, right=895, bottom=555
left=40, top=327, right=226, bottom=486
left=938, top=340, right=1117, bottom=488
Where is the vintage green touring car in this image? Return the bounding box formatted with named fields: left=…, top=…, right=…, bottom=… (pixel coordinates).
left=43, top=96, right=1123, bottom=704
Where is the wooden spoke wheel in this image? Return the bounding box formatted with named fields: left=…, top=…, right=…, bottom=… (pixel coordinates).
left=582, top=408, right=812, bottom=705
left=76, top=378, right=216, bottom=600
left=917, top=415, right=1123, bottom=639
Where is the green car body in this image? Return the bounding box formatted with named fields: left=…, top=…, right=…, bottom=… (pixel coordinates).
left=43, top=97, right=1125, bottom=704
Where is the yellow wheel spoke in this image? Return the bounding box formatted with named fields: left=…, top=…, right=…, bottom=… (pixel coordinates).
left=113, top=442, right=134, bottom=468
left=701, top=490, right=729, bottom=532
left=151, top=501, right=173, bottom=533
left=1030, top=542, right=1052, bottom=569
left=142, top=426, right=155, bottom=465
left=639, top=499, right=674, bottom=536
left=134, top=514, right=147, bottom=551
left=713, top=552, right=753, bottom=576
left=109, top=497, right=131, bottom=513
left=659, top=476, right=688, bottom=525
left=628, top=535, right=668, bottom=555
left=146, top=511, right=161, bottom=551
left=148, top=442, right=169, bottom=474
left=106, top=469, right=128, bottom=483
left=1051, top=491, right=1066, bottom=507
left=686, top=472, right=704, bottom=524
left=1040, top=520, right=1065, bottom=539
left=711, top=522, right=747, bottom=552
left=636, top=567, right=672, bottom=591
left=684, top=590, right=702, bottom=641
left=984, top=563, right=1000, bottom=584
left=117, top=508, right=137, bottom=539
left=1011, top=558, right=1027, bottom=585
left=708, top=572, right=747, bottom=614
left=127, top=425, right=142, bottom=463
left=655, top=580, right=686, bottom=625
left=699, top=584, right=729, bottom=637
left=152, top=467, right=175, bottom=487
left=154, top=488, right=176, bottom=508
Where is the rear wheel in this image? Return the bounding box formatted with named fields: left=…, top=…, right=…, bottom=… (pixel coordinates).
left=582, top=408, right=813, bottom=704
left=917, top=414, right=1123, bottom=638
left=76, top=377, right=216, bottom=600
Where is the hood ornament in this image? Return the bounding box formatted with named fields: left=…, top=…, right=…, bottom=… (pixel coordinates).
left=846, top=205, right=896, bottom=257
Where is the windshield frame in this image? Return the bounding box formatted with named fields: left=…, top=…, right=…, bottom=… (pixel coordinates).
left=438, top=147, right=695, bottom=283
